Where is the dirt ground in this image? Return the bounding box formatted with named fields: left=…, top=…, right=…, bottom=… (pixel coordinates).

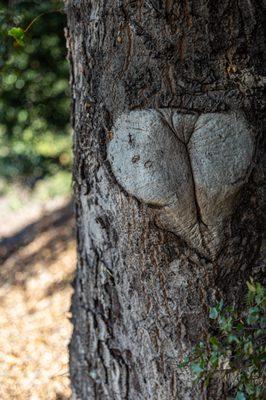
left=0, top=197, right=76, bottom=399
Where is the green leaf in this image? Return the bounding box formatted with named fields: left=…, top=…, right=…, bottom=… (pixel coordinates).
left=209, top=336, right=219, bottom=347
left=247, top=280, right=255, bottom=292
left=178, top=355, right=190, bottom=368
left=255, top=282, right=264, bottom=295
left=191, top=363, right=204, bottom=375
left=245, top=383, right=256, bottom=395
left=209, top=352, right=219, bottom=368
left=243, top=341, right=253, bottom=355
left=218, top=315, right=232, bottom=332
left=209, top=307, right=218, bottom=320
left=8, top=27, right=25, bottom=46
left=248, top=306, right=259, bottom=314
left=246, top=313, right=258, bottom=325
left=236, top=323, right=244, bottom=332
left=217, top=300, right=224, bottom=311
left=227, top=334, right=238, bottom=344
left=235, top=391, right=246, bottom=400
left=204, top=375, right=210, bottom=388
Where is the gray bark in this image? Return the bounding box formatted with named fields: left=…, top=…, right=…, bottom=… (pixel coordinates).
left=65, top=1, right=265, bottom=399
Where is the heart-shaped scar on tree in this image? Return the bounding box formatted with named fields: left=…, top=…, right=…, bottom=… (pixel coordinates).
left=107, top=110, right=254, bottom=258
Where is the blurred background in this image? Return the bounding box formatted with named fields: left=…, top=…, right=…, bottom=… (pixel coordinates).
left=0, top=1, right=75, bottom=398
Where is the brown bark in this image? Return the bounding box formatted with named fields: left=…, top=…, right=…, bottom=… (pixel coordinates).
left=65, top=1, right=265, bottom=398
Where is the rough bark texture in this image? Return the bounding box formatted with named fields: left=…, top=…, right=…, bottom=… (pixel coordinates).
left=65, top=1, right=265, bottom=399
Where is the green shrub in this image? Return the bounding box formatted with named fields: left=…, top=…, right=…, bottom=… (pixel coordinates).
left=0, top=0, right=71, bottom=188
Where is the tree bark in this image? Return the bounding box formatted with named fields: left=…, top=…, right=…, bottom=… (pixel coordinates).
left=65, top=1, right=264, bottom=399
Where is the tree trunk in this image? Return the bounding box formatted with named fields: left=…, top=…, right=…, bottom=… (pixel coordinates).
left=65, top=1, right=264, bottom=399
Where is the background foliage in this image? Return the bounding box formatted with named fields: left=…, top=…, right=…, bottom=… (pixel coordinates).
left=0, top=0, right=71, bottom=196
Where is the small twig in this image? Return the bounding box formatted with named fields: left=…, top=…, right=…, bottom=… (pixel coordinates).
left=24, top=8, right=64, bottom=33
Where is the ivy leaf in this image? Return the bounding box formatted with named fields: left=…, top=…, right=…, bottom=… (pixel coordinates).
left=178, top=355, right=190, bottom=368
left=191, top=363, right=204, bottom=375
left=219, top=315, right=232, bottom=332
left=235, top=391, right=246, bottom=400
left=247, top=280, right=256, bottom=292
left=209, top=352, right=219, bottom=368
left=248, top=306, right=259, bottom=314
left=246, top=313, right=258, bottom=325
left=227, top=334, right=239, bottom=344
left=8, top=27, right=25, bottom=46
left=209, top=307, right=218, bottom=320
left=245, top=383, right=256, bottom=395
left=244, top=341, right=253, bottom=355
left=236, top=323, right=244, bottom=332
left=217, top=299, right=224, bottom=311
left=209, top=336, right=219, bottom=347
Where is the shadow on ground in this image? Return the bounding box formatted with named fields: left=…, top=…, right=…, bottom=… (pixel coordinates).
left=0, top=199, right=76, bottom=400
left=0, top=201, right=75, bottom=288
left=0, top=201, right=74, bottom=264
